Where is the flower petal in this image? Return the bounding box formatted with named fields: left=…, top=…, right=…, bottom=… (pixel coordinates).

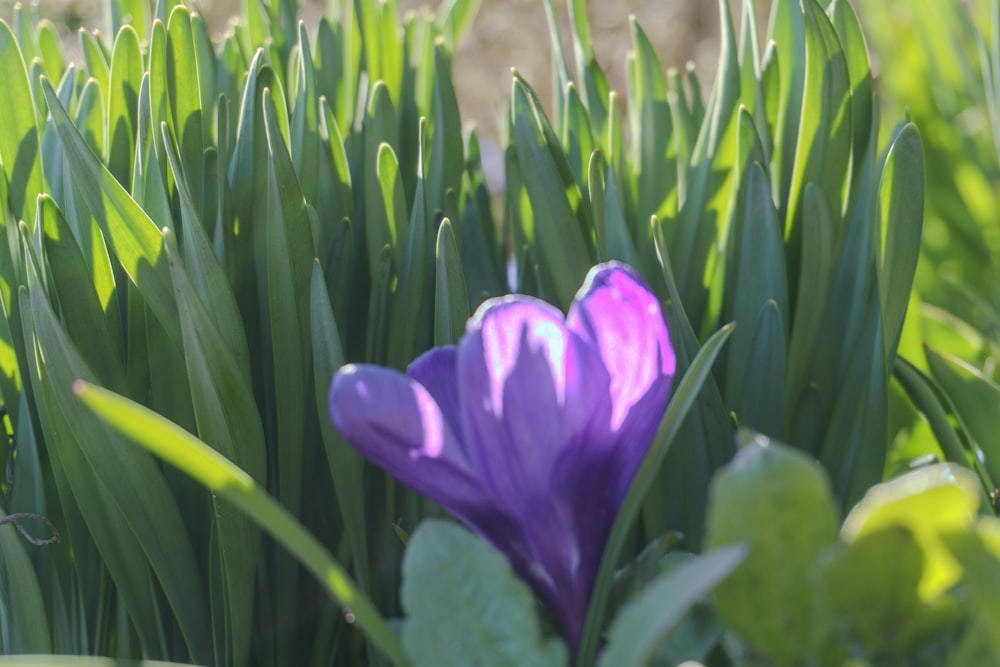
left=567, top=263, right=675, bottom=502
left=457, top=296, right=611, bottom=504
left=329, top=364, right=488, bottom=514
left=456, top=296, right=613, bottom=650
left=408, top=346, right=462, bottom=440
left=567, top=262, right=675, bottom=431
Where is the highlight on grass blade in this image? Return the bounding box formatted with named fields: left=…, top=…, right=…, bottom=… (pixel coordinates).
left=71, top=379, right=408, bottom=666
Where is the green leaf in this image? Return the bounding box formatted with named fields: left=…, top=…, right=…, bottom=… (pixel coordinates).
left=261, top=87, right=315, bottom=516
left=165, top=6, right=206, bottom=217
left=588, top=150, right=638, bottom=267
left=784, top=0, right=853, bottom=263
left=41, top=77, right=182, bottom=349
left=362, top=82, right=401, bottom=277
left=356, top=0, right=403, bottom=106
left=511, top=75, right=593, bottom=310
left=107, top=25, right=143, bottom=187
left=108, top=0, right=150, bottom=38
left=597, top=545, right=746, bottom=667
left=401, top=520, right=568, bottom=667
left=290, top=22, right=320, bottom=206
left=842, top=462, right=981, bottom=602
left=426, top=44, right=463, bottom=218
left=0, top=508, right=52, bottom=653
left=724, top=163, right=788, bottom=437
left=894, top=356, right=980, bottom=476
left=433, top=218, right=469, bottom=346
left=942, top=517, right=1000, bottom=658
left=310, top=261, right=370, bottom=590
left=73, top=381, right=408, bottom=666
left=877, top=123, right=924, bottom=366
left=162, top=228, right=263, bottom=666
left=0, top=20, right=43, bottom=228
left=627, top=17, right=675, bottom=226
left=35, top=20, right=65, bottom=83
left=787, top=183, right=835, bottom=406
left=925, top=347, right=1000, bottom=487
left=704, top=430, right=840, bottom=664
left=21, top=284, right=211, bottom=661
left=819, top=524, right=957, bottom=655
left=39, top=195, right=125, bottom=390
left=436, top=0, right=480, bottom=50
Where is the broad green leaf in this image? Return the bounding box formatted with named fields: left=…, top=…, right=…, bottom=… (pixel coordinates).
left=41, top=78, right=181, bottom=348
left=829, top=0, right=873, bottom=187
left=73, top=381, right=408, bottom=666
left=894, top=356, right=980, bottom=474
left=0, top=20, right=43, bottom=228
left=878, top=124, right=924, bottom=366
left=79, top=29, right=110, bottom=106
left=767, top=0, right=806, bottom=214
left=0, top=508, right=52, bottom=653
left=356, top=0, right=403, bottom=105
left=588, top=150, right=638, bottom=268
left=597, top=545, right=746, bottom=667
left=842, top=463, right=980, bottom=601
left=39, top=195, right=124, bottom=390
left=376, top=141, right=409, bottom=274
left=401, top=520, right=568, bottom=667
left=723, top=164, right=788, bottom=437
left=436, top=0, right=480, bottom=50
left=511, top=75, right=592, bottom=310
left=627, top=18, right=675, bottom=226
left=818, top=291, right=888, bottom=508
left=260, top=85, right=315, bottom=526
left=787, top=184, right=834, bottom=406
left=705, top=431, right=839, bottom=664
left=387, top=137, right=432, bottom=368
left=290, top=22, right=320, bottom=205
left=21, top=284, right=211, bottom=661
left=162, top=229, right=262, bottom=667
left=317, top=97, right=354, bottom=267
left=433, top=218, right=469, bottom=345
left=75, top=78, right=106, bottom=159
left=925, top=347, right=1000, bottom=487
left=784, top=0, right=852, bottom=262
left=310, top=261, right=369, bottom=590
left=426, top=45, right=463, bottom=218
left=819, top=524, right=957, bottom=655
left=362, top=82, right=401, bottom=277
left=165, top=6, right=206, bottom=217
left=108, top=0, right=150, bottom=39
left=107, top=25, right=143, bottom=187
left=646, top=223, right=735, bottom=551
left=35, top=20, right=65, bottom=83
left=942, top=517, right=1000, bottom=658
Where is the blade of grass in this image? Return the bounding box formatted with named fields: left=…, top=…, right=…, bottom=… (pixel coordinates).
left=73, top=380, right=409, bottom=666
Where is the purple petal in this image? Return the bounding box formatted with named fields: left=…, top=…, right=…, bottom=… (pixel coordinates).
left=568, top=263, right=675, bottom=430
left=456, top=295, right=613, bottom=650
left=329, top=364, right=488, bottom=515
left=567, top=263, right=675, bottom=503
left=457, top=296, right=611, bottom=506
left=408, top=346, right=462, bottom=441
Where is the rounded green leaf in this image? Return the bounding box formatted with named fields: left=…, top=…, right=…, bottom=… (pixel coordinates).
left=401, top=520, right=568, bottom=667
left=704, top=430, right=839, bottom=663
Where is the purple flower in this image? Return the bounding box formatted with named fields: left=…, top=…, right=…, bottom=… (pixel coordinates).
left=329, top=263, right=675, bottom=650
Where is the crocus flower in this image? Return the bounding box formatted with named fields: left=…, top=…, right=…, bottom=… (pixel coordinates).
left=329, top=262, right=675, bottom=650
